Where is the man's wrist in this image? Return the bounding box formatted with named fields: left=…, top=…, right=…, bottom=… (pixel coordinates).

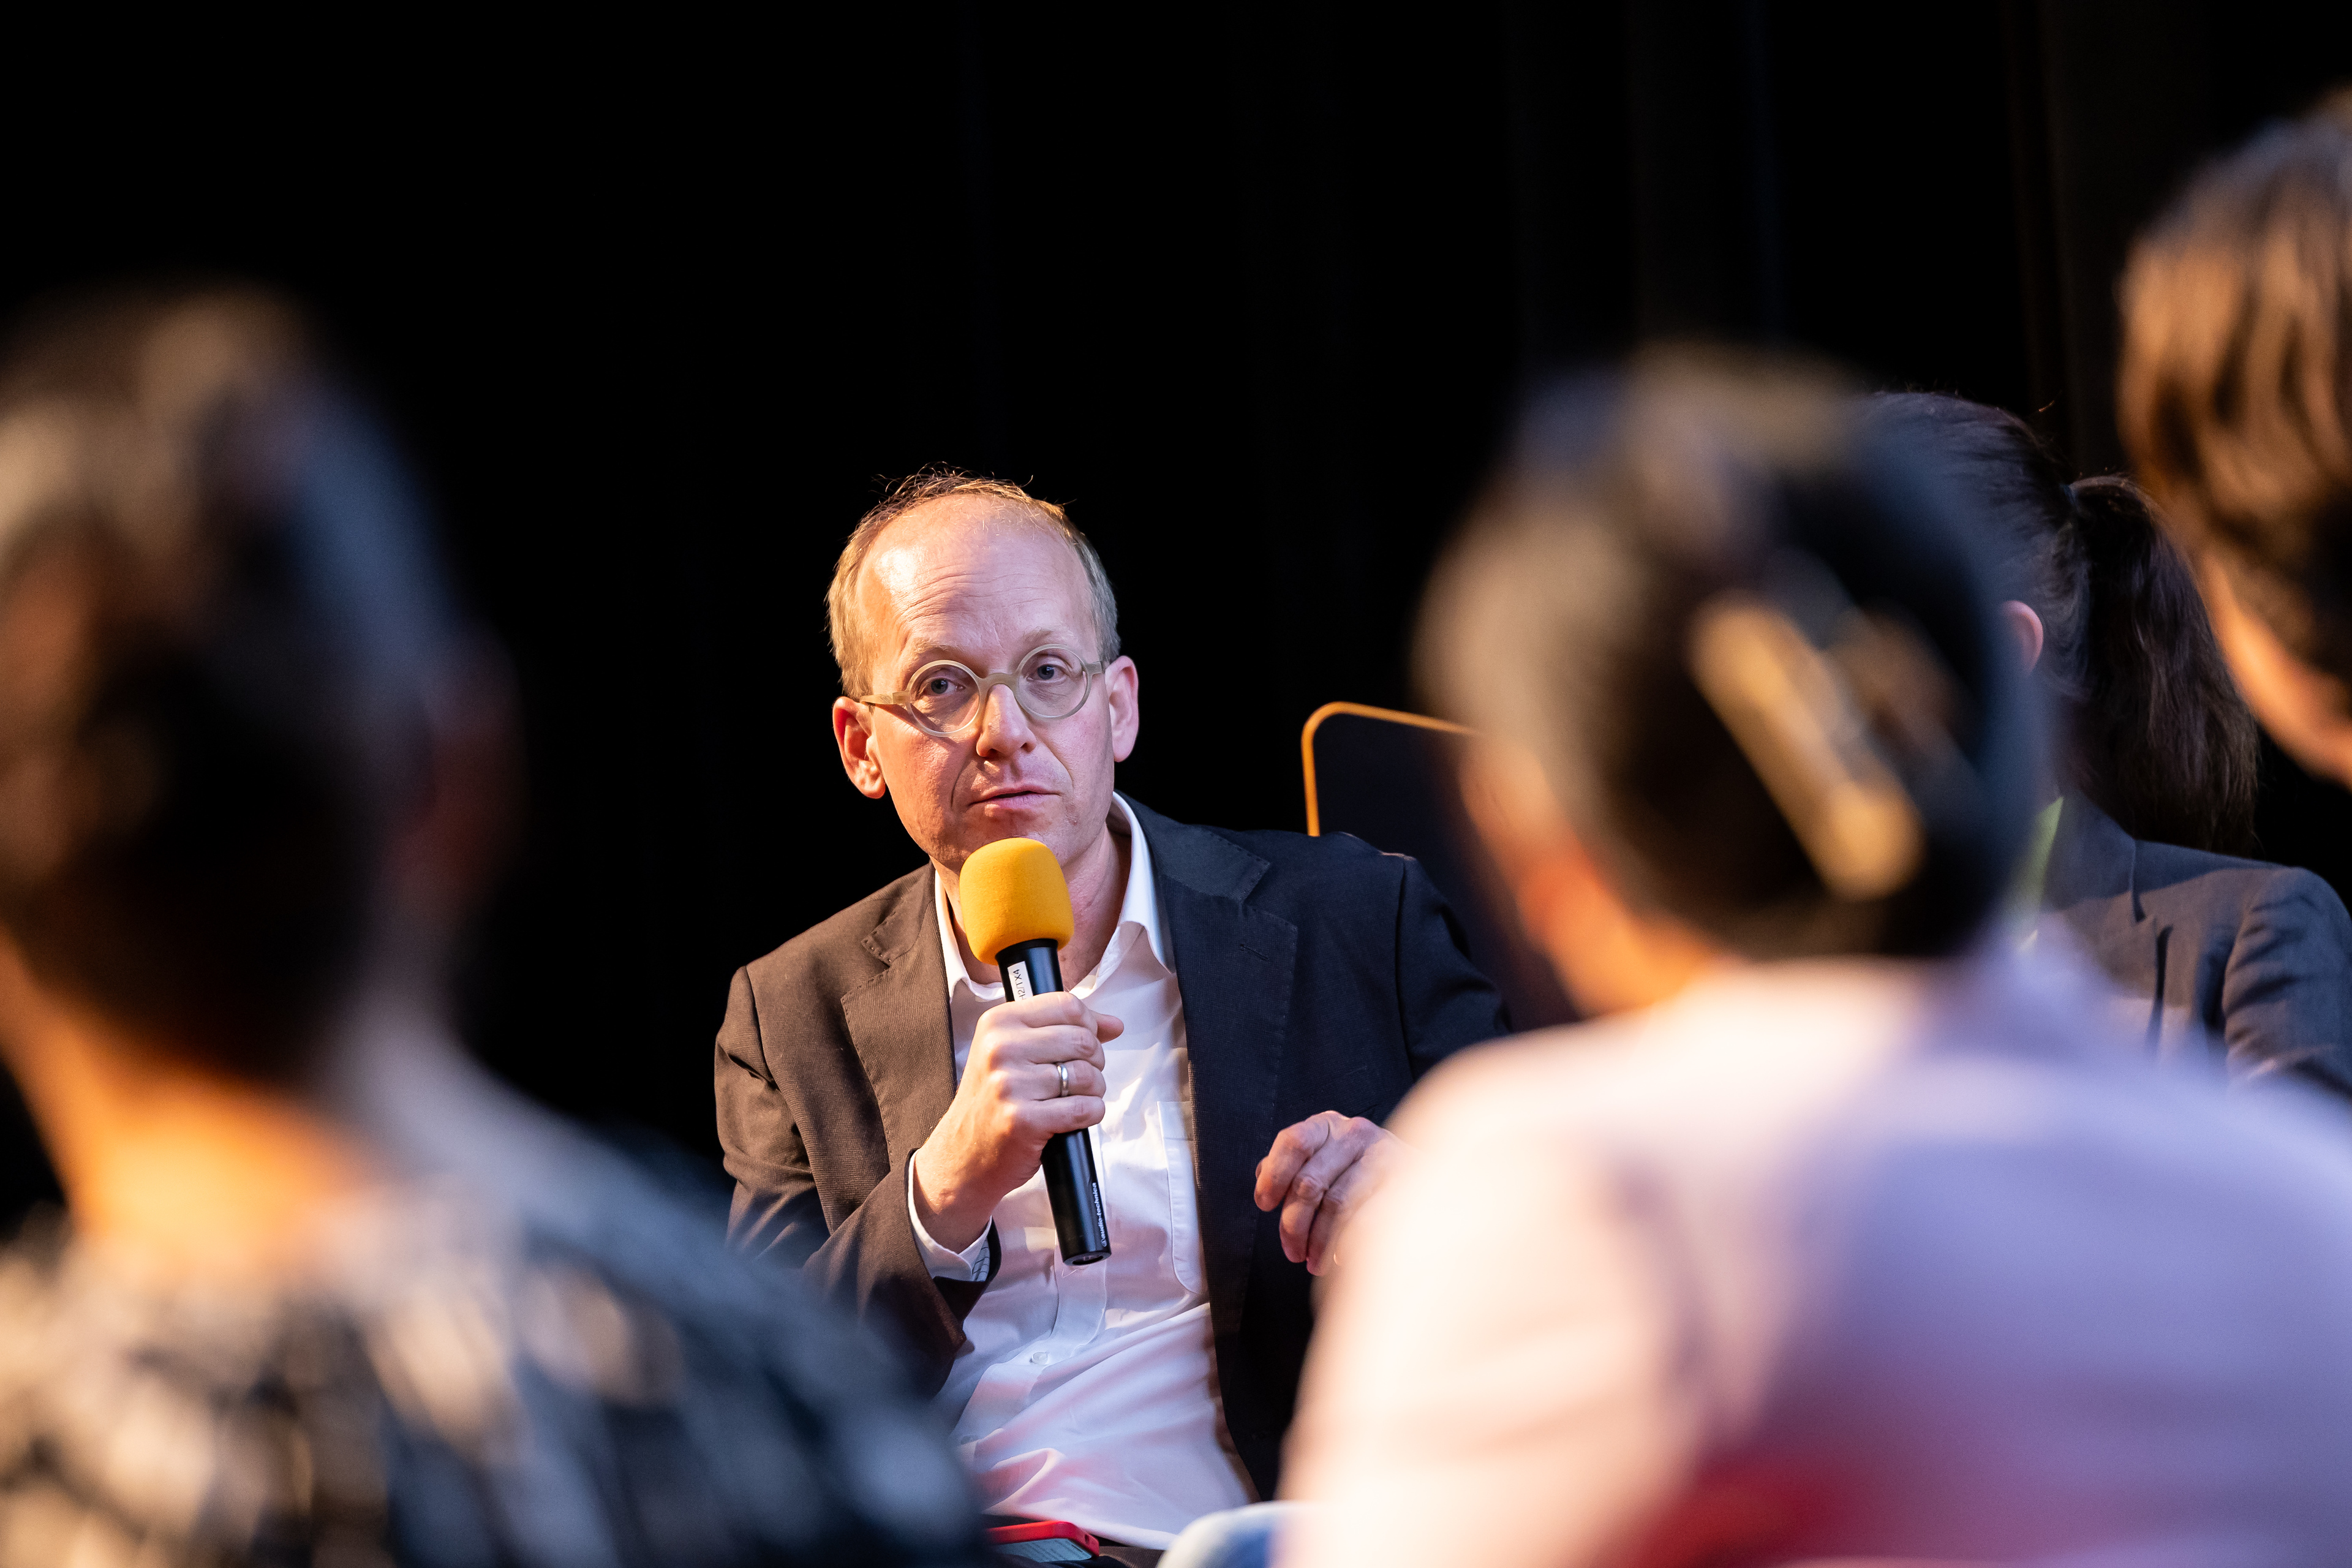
left=907, top=1156, right=993, bottom=1281
left=910, top=1144, right=993, bottom=1254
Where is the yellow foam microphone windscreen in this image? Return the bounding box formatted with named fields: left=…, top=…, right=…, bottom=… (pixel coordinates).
left=960, top=837, right=1075, bottom=963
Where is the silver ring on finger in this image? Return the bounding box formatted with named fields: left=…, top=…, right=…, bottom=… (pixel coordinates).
left=1055, top=1060, right=1071, bottom=1099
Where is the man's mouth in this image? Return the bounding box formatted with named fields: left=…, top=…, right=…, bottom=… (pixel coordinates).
left=971, top=786, right=1050, bottom=804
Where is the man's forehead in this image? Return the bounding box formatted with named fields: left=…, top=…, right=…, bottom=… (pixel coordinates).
left=861, top=497, right=1090, bottom=647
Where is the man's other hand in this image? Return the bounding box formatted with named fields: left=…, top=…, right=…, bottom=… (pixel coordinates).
left=1254, top=1111, right=1401, bottom=1276
left=911, top=993, right=1121, bottom=1253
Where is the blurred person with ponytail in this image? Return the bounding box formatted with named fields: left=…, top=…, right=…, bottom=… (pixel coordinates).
left=1279, top=352, right=2352, bottom=1568
left=0, top=290, right=986, bottom=1567
left=1871, top=393, right=2352, bottom=1096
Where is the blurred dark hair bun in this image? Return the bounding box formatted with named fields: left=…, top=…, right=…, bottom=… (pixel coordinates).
left=0, top=287, right=458, bottom=1079
left=1420, top=350, right=2035, bottom=960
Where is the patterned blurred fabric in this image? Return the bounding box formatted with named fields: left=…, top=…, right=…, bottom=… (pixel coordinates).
left=0, top=1159, right=988, bottom=1567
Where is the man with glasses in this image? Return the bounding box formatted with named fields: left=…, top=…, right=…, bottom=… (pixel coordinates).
left=714, top=470, right=1506, bottom=1566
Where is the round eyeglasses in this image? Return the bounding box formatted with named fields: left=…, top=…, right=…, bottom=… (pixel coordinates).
left=856, top=644, right=1105, bottom=739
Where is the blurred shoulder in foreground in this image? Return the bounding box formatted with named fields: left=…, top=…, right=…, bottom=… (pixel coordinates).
left=0, top=1129, right=981, bottom=1566
left=1293, top=947, right=2352, bottom=1566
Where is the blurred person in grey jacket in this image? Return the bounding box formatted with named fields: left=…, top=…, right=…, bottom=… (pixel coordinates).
left=1871, top=392, right=2352, bottom=1097
left=1280, top=353, right=2352, bottom=1568
left=0, top=289, right=985, bottom=1567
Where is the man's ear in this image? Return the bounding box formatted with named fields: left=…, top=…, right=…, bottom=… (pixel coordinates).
left=1457, top=741, right=1569, bottom=882
left=1105, top=655, right=1140, bottom=763
left=2198, top=556, right=2352, bottom=788
left=1457, top=740, right=1719, bottom=1016
left=834, top=698, right=889, bottom=800
left=390, top=639, right=521, bottom=933
left=1458, top=744, right=1606, bottom=982
left=2000, top=600, right=2045, bottom=673
left=0, top=924, right=40, bottom=1072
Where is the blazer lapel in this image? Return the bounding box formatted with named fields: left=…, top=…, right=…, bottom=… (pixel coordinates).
left=1130, top=801, right=1298, bottom=1340
left=2043, top=794, right=2144, bottom=948
left=842, top=870, right=959, bottom=1172
left=2042, top=794, right=2168, bottom=1045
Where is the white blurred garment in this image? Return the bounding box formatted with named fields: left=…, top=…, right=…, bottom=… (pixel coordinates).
left=913, top=793, right=1254, bottom=1548
left=1284, top=951, right=2352, bottom=1568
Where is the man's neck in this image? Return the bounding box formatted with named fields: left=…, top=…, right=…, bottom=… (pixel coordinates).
left=947, top=808, right=1133, bottom=985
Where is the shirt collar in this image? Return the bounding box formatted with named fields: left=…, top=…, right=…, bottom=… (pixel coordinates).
left=2004, top=795, right=2067, bottom=949
left=934, top=792, right=1166, bottom=1000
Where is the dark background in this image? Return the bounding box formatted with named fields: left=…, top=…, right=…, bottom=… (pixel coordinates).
left=2, top=2, right=2349, bottom=1215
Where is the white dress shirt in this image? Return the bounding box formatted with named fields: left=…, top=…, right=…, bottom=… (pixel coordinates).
left=1285, top=952, right=2352, bottom=1567
left=910, top=793, right=1256, bottom=1547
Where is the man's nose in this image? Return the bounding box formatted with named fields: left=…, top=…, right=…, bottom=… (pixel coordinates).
left=972, top=682, right=1035, bottom=756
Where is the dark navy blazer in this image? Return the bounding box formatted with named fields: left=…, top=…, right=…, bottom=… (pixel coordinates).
left=712, top=799, right=1507, bottom=1499
left=2042, top=794, right=2352, bottom=1097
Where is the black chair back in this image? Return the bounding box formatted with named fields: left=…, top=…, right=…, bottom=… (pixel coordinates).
left=1302, top=703, right=1575, bottom=1034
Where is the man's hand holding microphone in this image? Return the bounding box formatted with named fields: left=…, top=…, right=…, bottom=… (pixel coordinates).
left=913, top=837, right=1117, bottom=1264
left=911, top=833, right=1403, bottom=1276
left=911, top=989, right=1121, bottom=1255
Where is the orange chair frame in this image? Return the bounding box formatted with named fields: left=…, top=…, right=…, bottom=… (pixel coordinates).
left=1299, top=701, right=1471, bottom=838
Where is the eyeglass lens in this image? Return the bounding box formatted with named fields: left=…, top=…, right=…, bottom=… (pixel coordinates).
left=904, top=646, right=1091, bottom=733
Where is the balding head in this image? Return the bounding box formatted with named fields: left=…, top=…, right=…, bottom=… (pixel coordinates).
left=827, top=470, right=1119, bottom=697
left=825, top=469, right=1141, bottom=894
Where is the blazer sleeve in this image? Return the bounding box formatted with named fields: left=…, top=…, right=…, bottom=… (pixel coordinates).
left=2221, top=870, right=2352, bottom=1099
left=713, top=967, right=993, bottom=1389
left=1393, top=856, right=1512, bottom=1080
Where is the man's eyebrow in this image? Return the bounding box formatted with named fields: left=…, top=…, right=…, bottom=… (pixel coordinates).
left=890, top=641, right=977, bottom=676
left=891, top=631, right=1080, bottom=676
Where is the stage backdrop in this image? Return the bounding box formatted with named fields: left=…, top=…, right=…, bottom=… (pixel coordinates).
left=0, top=3, right=2346, bottom=1206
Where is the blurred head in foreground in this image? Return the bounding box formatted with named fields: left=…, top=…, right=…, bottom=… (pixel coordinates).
left=1420, top=350, right=2033, bottom=1012
left=0, top=291, right=461, bottom=1084
left=2120, top=88, right=2352, bottom=788
left=0, top=290, right=979, bottom=1566
left=1281, top=351, right=2352, bottom=1568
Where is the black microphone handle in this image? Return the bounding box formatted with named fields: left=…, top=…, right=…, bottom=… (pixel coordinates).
left=998, top=936, right=1112, bottom=1265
